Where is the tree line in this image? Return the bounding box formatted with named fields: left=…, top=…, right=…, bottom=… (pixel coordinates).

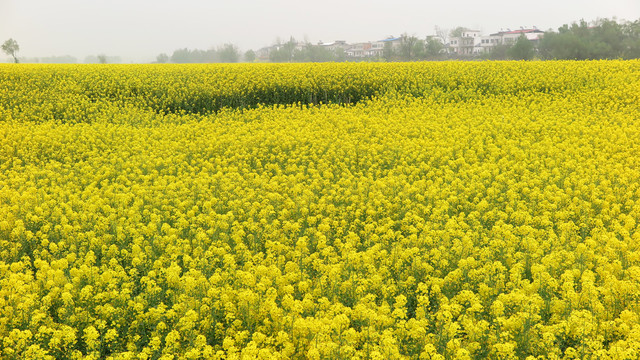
left=3, top=18, right=639, bottom=64
left=481, top=18, right=640, bottom=61
left=155, top=44, right=244, bottom=63
left=373, top=18, right=640, bottom=61
left=157, top=18, right=640, bottom=63
left=538, top=18, right=640, bottom=60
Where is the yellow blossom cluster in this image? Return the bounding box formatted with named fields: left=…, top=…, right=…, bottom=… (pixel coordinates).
left=1, top=61, right=640, bottom=359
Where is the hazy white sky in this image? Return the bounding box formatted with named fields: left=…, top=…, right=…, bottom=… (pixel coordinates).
left=1, top=0, right=638, bottom=62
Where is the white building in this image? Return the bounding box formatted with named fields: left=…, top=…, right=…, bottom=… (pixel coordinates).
left=346, top=37, right=401, bottom=58
left=346, top=43, right=370, bottom=58
left=317, top=40, right=348, bottom=51
left=479, top=35, right=502, bottom=52
left=366, top=41, right=385, bottom=57
left=379, top=36, right=403, bottom=53
left=458, top=28, right=546, bottom=54
left=449, top=30, right=482, bottom=55
left=486, top=28, right=545, bottom=48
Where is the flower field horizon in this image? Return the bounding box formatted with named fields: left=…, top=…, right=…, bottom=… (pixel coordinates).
left=1, top=61, right=640, bottom=359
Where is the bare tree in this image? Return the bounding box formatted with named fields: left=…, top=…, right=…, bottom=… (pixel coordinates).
left=435, top=26, right=449, bottom=44
left=2, top=38, right=20, bottom=63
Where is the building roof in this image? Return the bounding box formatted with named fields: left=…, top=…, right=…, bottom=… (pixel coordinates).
left=318, top=40, right=347, bottom=46
left=491, top=28, right=544, bottom=36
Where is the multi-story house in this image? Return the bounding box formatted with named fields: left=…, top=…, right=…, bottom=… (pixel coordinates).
left=366, top=41, right=385, bottom=57
left=479, top=35, right=502, bottom=52
left=379, top=36, right=403, bottom=51
left=346, top=42, right=371, bottom=58
left=317, top=40, right=349, bottom=51
left=449, top=30, right=482, bottom=55
left=482, top=28, right=544, bottom=50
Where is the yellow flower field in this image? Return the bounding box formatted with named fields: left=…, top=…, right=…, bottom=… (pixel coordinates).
left=1, top=61, right=640, bottom=359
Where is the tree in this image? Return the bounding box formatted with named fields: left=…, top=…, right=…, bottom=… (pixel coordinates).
left=305, top=44, right=334, bottom=62
left=218, top=43, right=240, bottom=63
left=538, top=18, right=634, bottom=60
left=156, top=53, right=169, bottom=63
left=334, top=47, right=347, bottom=62
left=200, top=49, right=218, bottom=63
left=413, top=39, right=426, bottom=60
left=484, top=44, right=510, bottom=60
left=425, top=37, right=445, bottom=59
left=399, top=34, right=424, bottom=61
left=449, top=27, right=468, bottom=38
left=170, top=48, right=192, bottom=63
left=508, top=34, right=535, bottom=60
left=590, top=18, right=625, bottom=58
left=622, top=19, right=640, bottom=59
left=244, top=50, right=256, bottom=62
left=383, top=41, right=394, bottom=61
left=538, top=29, right=584, bottom=59
left=2, top=38, right=20, bottom=63
left=97, top=54, right=107, bottom=64
left=269, top=37, right=297, bottom=62
left=434, top=26, right=449, bottom=44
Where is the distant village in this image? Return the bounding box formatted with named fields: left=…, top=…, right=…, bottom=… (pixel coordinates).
left=255, top=27, right=545, bottom=61
left=8, top=18, right=638, bottom=64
